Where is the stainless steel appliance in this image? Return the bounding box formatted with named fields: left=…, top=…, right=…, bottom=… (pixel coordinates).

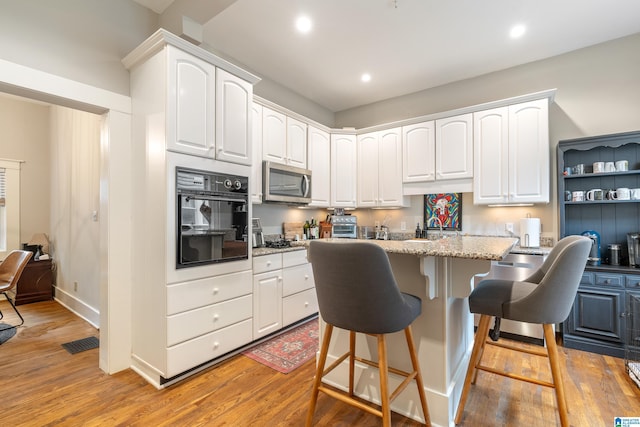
left=176, top=167, right=248, bottom=268
left=582, top=230, right=601, bottom=266
left=252, top=218, right=265, bottom=248
left=331, top=215, right=357, bottom=238
left=474, top=252, right=547, bottom=344
left=263, top=161, right=311, bottom=205
left=628, top=232, right=640, bottom=267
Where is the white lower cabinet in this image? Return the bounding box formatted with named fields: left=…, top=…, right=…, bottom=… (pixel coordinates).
left=164, top=270, right=254, bottom=378
left=253, top=250, right=317, bottom=338
left=166, top=319, right=253, bottom=378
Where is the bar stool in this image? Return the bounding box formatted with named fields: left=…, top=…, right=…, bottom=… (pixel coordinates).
left=454, top=235, right=591, bottom=427
left=305, top=240, right=431, bottom=427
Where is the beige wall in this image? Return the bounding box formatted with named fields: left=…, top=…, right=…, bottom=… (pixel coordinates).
left=0, top=95, right=50, bottom=245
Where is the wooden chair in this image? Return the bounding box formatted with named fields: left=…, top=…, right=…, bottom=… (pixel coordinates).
left=454, top=235, right=592, bottom=427
left=306, top=240, right=431, bottom=427
left=0, top=250, right=34, bottom=331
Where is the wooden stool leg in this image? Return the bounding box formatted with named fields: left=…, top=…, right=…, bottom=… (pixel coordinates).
left=377, top=334, right=391, bottom=427
left=405, top=326, right=431, bottom=426
left=455, top=314, right=492, bottom=424
left=544, top=323, right=569, bottom=427
left=349, top=330, right=356, bottom=396
left=306, top=323, right=333, bottom=427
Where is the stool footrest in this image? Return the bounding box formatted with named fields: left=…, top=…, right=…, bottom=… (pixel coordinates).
left=476, top=364, right=555, bottom=388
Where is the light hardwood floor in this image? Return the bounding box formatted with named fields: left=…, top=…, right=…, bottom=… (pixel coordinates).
left=1, top=300, right=640, bottom=426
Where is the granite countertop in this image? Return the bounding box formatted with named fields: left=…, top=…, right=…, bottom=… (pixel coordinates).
left=252, top=245, right=306, bottom=257
left=289, top=236, right=518, bottom=261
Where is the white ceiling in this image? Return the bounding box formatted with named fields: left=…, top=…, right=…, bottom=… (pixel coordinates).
left=134, top=0, right=640, bottom=112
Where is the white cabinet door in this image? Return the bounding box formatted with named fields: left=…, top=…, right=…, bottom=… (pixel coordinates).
left=473, top=107, right=509, bottom=204
left=377, top=128, right=406, bottom=207
left=251, top=102, right=263, bottom=203
left=262, top=107, right=287, bottom=164
left=166, top=46, right=216, bottom=157
left=287, top=116, right=308, bottom=169
left=357, top=132, right=379, bottom=207
left=307, top=126, right=331, bottom=207
left=215, top=68, right=252, bottom=165
left=473, top=100, right=549, bottom=205
left=402, top=121, right=435, bottom=183
left=508, top=99, right=549, bottom=204
left=253, top=270, right=282, bottom=339
left=331, top=134, right=357, bottom=208
left=435, top=113, right=473, bottom=180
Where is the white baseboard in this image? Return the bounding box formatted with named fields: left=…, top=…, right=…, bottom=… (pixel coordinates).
left=53, top=286, right=100, bottom=328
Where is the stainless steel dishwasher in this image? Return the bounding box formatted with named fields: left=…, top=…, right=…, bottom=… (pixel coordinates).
left=473, top=252, right=548, bottom=345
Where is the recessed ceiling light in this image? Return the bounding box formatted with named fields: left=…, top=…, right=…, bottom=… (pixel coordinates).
left=361, top=73, right=371, bottom=83
left=510, top=24, right=526, bottom=39
left=296, top=16, right=312, bottom=33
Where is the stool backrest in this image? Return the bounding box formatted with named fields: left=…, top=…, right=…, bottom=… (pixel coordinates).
left=308, top=240, right=420, bottom=334
left=507, top=235, right=591, bottom=324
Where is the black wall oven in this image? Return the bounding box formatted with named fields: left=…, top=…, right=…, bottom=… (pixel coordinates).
left=176, top=167, right=248, bottom=268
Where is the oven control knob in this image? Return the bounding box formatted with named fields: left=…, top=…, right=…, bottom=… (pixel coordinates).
left=223, top=178, right=232, bottom=189
left=233, top=180, right=242, bottom=190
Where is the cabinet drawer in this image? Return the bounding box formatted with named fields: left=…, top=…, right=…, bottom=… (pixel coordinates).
left=283, top=249, right=308, bottom=267
left=580, top=272, right=595, bottom=286
left=166, top=318, right=253, bottom=378
left=626, top=275, right=640, bottom=288
left=283, top=288, right=318, bottom=327
left=253, top=253, right=282, bottom=274
left=594, top=273, right=624, bottom=288
left=167, top=270, right=252, bottom=315
left=167, top=294, right=253, bottom=346
left=282, top=263, right=314, bottom=297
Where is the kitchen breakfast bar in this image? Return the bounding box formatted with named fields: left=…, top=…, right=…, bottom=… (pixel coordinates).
left=299, top=236, right=518, bottom=427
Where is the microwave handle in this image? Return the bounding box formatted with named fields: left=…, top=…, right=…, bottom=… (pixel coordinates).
left=302, top=175, right=310, bottom=198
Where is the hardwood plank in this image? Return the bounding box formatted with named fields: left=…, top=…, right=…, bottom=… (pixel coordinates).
left=1, top=300, right=640, bottom=426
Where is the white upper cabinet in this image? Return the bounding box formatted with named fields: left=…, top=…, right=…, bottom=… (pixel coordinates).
left=358, top=128, right=407, bottom=208
left=262, top=107, right=287, bottom=164
left=166, top=46, right=216, bottom=157
left=251, top=102, right=263, bottom=203
left=435, top=113, right=473, bottom=180
left=330, top=133, right=357, bottom=208
left=473, top=99, right=549, bottom=204
left=286, top=117, right=308, bottom=169
left=215, top=68, right=252, bottom=165
left=307, top=126, right=331, bottom=207
left=402, top=121, right=435, bottom=182
left=262, top=107, right=308, bottom=169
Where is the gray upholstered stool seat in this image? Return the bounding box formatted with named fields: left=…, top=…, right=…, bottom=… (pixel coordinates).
left=455, top=235, right=592, bottom=427
left=305, top=240, right=431, bottom=427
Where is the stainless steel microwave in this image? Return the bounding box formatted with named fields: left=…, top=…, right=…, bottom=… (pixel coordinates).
left=263, top=161, right=312, bottom=205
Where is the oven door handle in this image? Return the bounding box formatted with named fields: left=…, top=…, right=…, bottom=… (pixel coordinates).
left=184, top=195, right=247, bottom=203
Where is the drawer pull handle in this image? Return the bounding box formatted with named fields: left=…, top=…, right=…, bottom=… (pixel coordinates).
left=604, top=279, right=611, bottom=284
left=213, top=314, right=219, bottom=322
left=212, top=288, right=219, bottom=294
left=266, top=261, right=272, bottom=266
left=304, top=302, right=309, bottom=307
left=304, top=275, right=309, bottom=280
left=213, top=342, right=219, bottom=350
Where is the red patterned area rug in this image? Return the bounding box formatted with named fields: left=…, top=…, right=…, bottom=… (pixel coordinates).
left=243, top=319, right=319, bottom=374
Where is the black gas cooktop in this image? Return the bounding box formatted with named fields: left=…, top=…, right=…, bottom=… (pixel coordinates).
left=265, top=239, right=292, bottom=249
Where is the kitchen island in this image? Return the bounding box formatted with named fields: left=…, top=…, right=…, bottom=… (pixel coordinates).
left=299, top=236, right=517, bottom=427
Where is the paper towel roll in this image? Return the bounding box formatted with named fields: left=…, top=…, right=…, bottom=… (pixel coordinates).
left=519, top=218, right=541, bottom=248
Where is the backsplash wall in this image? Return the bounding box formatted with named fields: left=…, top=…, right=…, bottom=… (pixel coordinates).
left=253, top=193, right=555, bottom=243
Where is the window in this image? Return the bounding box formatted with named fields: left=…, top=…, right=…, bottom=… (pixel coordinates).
left=0, top=159, right=22, bottom=258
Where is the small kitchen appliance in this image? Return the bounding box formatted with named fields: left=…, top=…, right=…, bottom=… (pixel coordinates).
left=627, top=232, right=640, bottom=267
left=331, top=215, right=357, bottom=238
left=252, top=218, right=265, bottom=248
left=581, top=230, right=601, bottom=266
